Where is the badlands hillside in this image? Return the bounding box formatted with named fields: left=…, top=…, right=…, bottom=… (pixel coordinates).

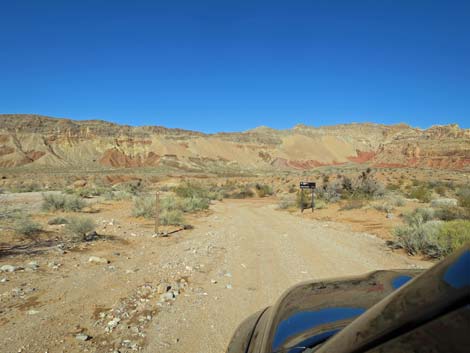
left=0, top=114, right=469, bottom=171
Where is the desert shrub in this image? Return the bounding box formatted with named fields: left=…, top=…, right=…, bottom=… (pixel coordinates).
left=356, top=178, right=385, bottom=198
left=288, top=184, right=296, bottom=193
left=317, top=181, right=341, bottom=203
left=230, top=187, right=255, bottom=199
left=48, top=217, right=69, bottom=225
left=103, top=190, right=134, bottom=201
left=72, top=186, right=111, bottom=198
left=132, top=196, right=155, bottom=218
left=374, top=202, right=394, bottom=213
left=278, top=195, right=296, bottom=209
left=255, top=184, right=273, bottom=198
left=118, top=181, right=143, bottom=196
left=41, top=193, right=85, bottom=212
left=207, top=190, right=224, bottom=201
left=403, top=208, right=435, bottom=225
left=180, top=197, right=210, bottom=212
left=386, top=183, right=400, bottom=192
left=340, top=199, right=365, bottom=211
left=434, top=185, right=447, bottom=196
left=431, top=198, right=458, bottom=208
left=296, top=190, right=311, bottom=209
left=133, top=193, right=211, bottom=219
left=160, top=209, right=184, bottom=225
left=14, top=215, right=42, bottom=238
left=65, top=216, right=96, bottom=241
left=408, top=185, right=432, bottom=203
left=457, top=187, right=470, bottom=208
left=393, top=220, right=442, bottom=256
left=10, top=183, right=42, bottom=193
left=314, top=199, right=327, bottom=210
left=434, top=220, right=470, bottom=256
left=434, top=206, right=470, bottom=221
left=174, top=182, right=208, bottom=198
left=388, top=195, right=406, bottom=207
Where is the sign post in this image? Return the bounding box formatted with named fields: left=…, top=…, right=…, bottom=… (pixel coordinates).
left=299, top=182, right=316, bottom=213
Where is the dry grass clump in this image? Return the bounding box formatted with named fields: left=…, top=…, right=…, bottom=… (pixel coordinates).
left=42, top=193, right=85, bottom=212
left=278, top=195, right=296, bottom=209
left=254, top=184, right=273, bottom=198
left=14, top=214, right=42, bottom=238
left=392, top=207, right=470, bottom=258
left=132, top=190, right=211, bottom=226
left=65, top=216, right=96, bottom=241
left=132, top=196, right=156, bottom=218
left=48, top=217, right=69, bottom=225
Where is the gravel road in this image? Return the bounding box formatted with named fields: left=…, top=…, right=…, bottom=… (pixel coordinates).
left=0, top=198, right=430, bottom=353
left=144, top=199, right=430, bottom=353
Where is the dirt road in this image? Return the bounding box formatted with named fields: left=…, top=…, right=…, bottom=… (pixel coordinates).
left=0, top=198, right=430, bottom=353
left=143, top=199, right=430, bottom=353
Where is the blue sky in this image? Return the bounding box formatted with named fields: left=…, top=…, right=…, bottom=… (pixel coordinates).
left=1, top=0, right=469, bottom=132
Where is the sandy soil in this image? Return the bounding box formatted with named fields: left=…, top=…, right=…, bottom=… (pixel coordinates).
left=0, top=198, right=431, bottom=353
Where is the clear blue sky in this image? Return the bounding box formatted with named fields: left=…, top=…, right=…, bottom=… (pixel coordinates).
left=1, top=0, right=469, bottom=132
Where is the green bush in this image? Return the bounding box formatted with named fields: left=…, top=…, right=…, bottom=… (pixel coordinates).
left=255, top=184, right=273, bottom=198
left=408, top=185, right=432, bottom=203
left=434, top=220, right=470, bottom=256
left=393, top=220, right=442, bottom=256
left=118, top=181, right=143, bottom=196
left=374, top=202, right=394, bottom=213
left=65, top=216, right=96, bottom=241
left=14, top=215, right=42, bottom=238
left=160, top=209, right=184, bottom=225
left=66, top=186, right=107, bottom=198
left=457, top=187, right=470, bottom=208
left=388, top=195, right=406, bottom=207
left=48, top=217, right=69, bottom=225
left=42, top=193, right=85, bottom=212
left=393, top=206, right=470, bottom=258
left=386, top=183, right=400, bottom=192
left=314, top=199, right=327, bottom=210
left=180, top=197, right=210, bottom=212
left=434, top=206, right=470, bottom=221
left=133, top=193, right=211, bottom=219
left=435, top=185, right=447, bottom=196
left=316, top=181, right=341, bottom=203
left=296, top=190, right=311, bottom=209
left=104, top=190, right=134, bottom=201
left=229, top=187, right=255, bottom=199
left=278, top=195, right=296, bottom=209
left=403, top=208, right=435, bottom=225
left=11, top=183, right=42, bottom=193
left=174, top=182, right=207, bottom=198
left=132, top=196, right=155, bottom=218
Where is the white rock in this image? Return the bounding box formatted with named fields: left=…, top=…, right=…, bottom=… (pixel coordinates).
left=27, top=309, right=40, bottom=315
left=1, top=265, right=21, bottom=272
left=75, top=333, right=91, bottom=341
left=159, top=292, right=175, bottom=302
left=107, top=317, right=121, bottom=329
left=226, top=284, right=233, bottom=289
left=88, top=256, right=109, bottom=264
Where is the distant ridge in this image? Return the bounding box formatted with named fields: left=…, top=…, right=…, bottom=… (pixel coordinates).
left=0, top=114, right=469, bottom=170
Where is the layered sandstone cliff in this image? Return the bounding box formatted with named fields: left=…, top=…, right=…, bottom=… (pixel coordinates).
left=0, top=114, right=468, bottom=171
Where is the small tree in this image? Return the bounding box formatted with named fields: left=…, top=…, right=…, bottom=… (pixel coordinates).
left=65, top=216, right=96, bottom=241
left=15, top=215, right=42, bottom=239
